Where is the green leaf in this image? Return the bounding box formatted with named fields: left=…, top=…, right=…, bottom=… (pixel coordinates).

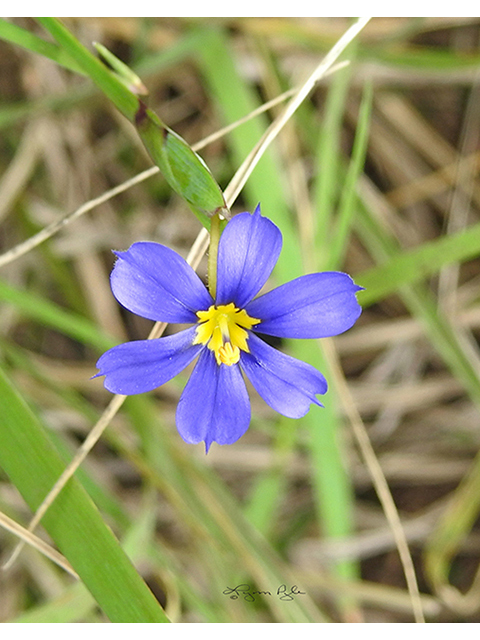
left=35, top=18, right=226, bottom=229
left=0, top=365, right=169, bottom=623
left=134, top=104, right=227, bottom=228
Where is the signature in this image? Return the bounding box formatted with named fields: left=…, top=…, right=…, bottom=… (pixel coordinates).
left=223, top=584, right=306, bottom=602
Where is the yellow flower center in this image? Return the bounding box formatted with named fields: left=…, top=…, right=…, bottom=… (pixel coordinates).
left=193, top=303, right=260, bottom=366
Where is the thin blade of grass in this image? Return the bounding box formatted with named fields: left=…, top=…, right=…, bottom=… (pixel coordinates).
left=0, top=510, right=76, bottom=577
left=0, top=18, right=85, bottom=75
left=304, top=38, right=364, bottom=614
left=0, top=278, right=115, bottom=352
left=424, top=450, right=480, bottom=613
left=357, top=219, right=480, bottom=307
left=314, top=42, right=356, bottom=260
left=327, top=79, right=373, bottom=269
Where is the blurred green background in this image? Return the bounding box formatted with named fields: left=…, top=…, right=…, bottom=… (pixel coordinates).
left=1, top=17, right=480, bottom=622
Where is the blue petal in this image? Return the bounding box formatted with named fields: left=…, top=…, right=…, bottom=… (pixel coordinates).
left=240, top=333, right=327, bottom=419
left=246, top=272, right=362, bottom=339
left=111, top=242, right=213, bottom=324
left=215, top=205, right=282, bottom=308
left=176, top=349, right=251, bottom=451
left=95, top=327, right=202, bottom=395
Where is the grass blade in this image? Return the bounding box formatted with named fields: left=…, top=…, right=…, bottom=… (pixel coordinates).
left=0, top=365, right=169, bottom=623
left=0, top=18, right=85, bottom=75
left=357, top=219, right=480, bottom=307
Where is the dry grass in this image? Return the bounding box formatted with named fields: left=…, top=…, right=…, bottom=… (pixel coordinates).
left=1, top=17, right=480, bottom=623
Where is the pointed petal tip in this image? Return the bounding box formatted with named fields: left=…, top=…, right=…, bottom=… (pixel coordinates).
left=111, top=248, right=125, bottom=260
left=176, top=350, right=251, bottom=449
left=241, top=333, right=328, bottom=420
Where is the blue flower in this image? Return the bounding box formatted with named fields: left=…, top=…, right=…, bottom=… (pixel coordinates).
left=96, top=206, right=362, bottom=451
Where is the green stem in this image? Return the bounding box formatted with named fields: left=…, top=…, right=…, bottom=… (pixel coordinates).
left=208, top=213, right=221, bottom=300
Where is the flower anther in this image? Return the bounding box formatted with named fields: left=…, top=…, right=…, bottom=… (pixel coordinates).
left=194, top=303, right=260, bottom=365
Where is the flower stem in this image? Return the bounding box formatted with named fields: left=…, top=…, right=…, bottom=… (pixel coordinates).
left=208, top=212, right=221, bottom=299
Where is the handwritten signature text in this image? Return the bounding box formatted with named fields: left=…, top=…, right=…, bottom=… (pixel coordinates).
left=223, top=584, right=306, bottom=602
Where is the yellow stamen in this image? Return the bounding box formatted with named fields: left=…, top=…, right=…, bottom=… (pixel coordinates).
left=194, top=303, right=260, bottom=366
left=218, top=342, right=240, bottom=366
